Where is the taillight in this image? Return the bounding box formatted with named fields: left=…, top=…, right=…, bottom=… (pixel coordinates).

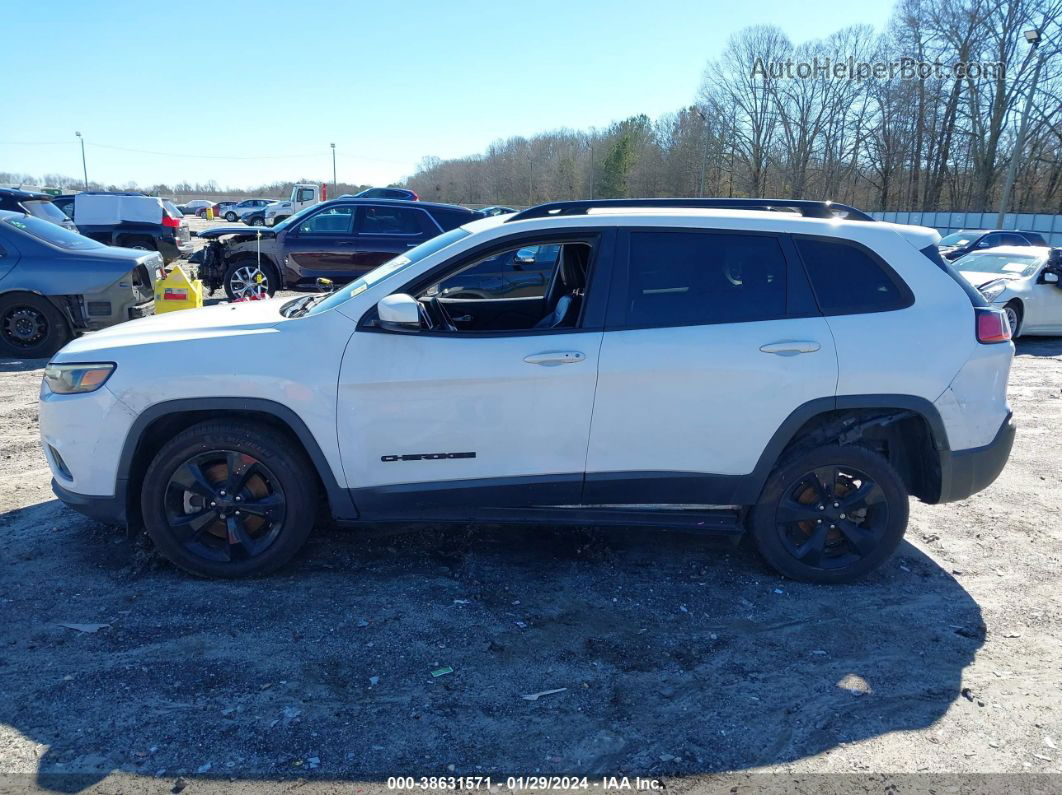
left=161, top=213, right=181, bottom=228
left=975, top=307, right=1012, bottom=344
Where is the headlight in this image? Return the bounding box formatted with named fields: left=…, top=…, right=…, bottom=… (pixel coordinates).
left=43, top=363, right=115, bottom=394
left=979, top=279, right=1007, bottom=302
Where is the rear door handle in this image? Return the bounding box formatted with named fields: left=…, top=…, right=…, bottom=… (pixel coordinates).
left=524, top=351, right=586, bottom=366
left=759, top=340, right=821, bottom=356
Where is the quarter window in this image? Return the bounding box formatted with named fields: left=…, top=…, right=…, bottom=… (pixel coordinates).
left=625, top=231, right=787, bottom=327
left=795, top=238, right=908, bottom=314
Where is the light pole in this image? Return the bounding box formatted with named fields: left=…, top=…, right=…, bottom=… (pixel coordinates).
left=75, top=131, right=88, bottom=190
left=696, top=107, right=710, bottom=197
left=996, top=29, right=1047, bottom=228
left=330, top=143, right=337, bottom=195
left=585, top=135, right=595, bottom=199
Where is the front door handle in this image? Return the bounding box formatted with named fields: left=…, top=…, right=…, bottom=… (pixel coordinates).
left=524, top=351, right=586, bottom=366
left=759, top=340, right=821, bottom=356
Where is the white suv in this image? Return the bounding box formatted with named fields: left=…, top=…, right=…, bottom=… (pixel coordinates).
left=39, top=199, right=1017, bottom=582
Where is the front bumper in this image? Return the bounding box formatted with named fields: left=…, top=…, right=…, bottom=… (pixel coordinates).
left=936, top=412, right=1016, bottom=503
left=52, top=478, right=129, bottom=526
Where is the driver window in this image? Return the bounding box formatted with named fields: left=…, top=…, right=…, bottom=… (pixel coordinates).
left=414, top=241, right=591, bottom=333
left=298, top=206, right=354, bottom=234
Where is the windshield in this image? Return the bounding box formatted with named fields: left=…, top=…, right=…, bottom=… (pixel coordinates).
left=3, top=214, right=103, bottom=250
left=939, top=231, right=978, bottom=247
left=305, top=227, right=471, bottom=316
left=956, top=251, right=1043, bottom=278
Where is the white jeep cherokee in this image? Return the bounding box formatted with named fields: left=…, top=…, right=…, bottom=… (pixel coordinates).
left=39, top=199, right=1016, bottom=582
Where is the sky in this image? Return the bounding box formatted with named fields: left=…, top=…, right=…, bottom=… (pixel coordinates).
left=1, top=0, right=895, bottom=190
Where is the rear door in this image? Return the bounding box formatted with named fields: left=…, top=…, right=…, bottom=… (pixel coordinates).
left=352, top=204, right=435, bottom=272
left=584, top=228, right=838, bottom=506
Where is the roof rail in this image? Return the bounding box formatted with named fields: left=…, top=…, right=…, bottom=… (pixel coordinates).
left=505, top=198, right=875, bottom=223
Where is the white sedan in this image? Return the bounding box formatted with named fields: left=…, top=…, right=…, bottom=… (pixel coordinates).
left=955, top=245, right=1062, bottom=337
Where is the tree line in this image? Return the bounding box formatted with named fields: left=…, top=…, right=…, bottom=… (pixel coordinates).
left=407, top=0, right=1062, bottom=214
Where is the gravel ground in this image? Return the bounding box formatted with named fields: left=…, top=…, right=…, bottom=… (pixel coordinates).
left=0, top=225, right=1060, bottom=793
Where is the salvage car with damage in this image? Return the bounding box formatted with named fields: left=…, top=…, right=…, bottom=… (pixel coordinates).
left=0, top=211, right=156, bottom=358
left=195, top=197, right=481, bottom=300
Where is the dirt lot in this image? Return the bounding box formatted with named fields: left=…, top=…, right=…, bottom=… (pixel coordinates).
left=0, top=239, right=1060, bottom=792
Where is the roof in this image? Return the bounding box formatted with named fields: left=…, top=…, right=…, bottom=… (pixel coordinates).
left=0, top=187, right=53, bottom=201
left=957, top=245, right=1051, bottom=257
left=323, top=197, right=477, bottom=213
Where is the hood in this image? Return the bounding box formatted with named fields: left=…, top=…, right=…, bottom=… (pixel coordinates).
left=957, top=270, right=1021, bottom=288
left=197, top=225, right=277, bottom=240
left=55, top=298, right=288, bottom=359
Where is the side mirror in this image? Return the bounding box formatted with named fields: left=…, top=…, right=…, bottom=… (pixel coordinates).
left=1043, top=270, right=1060, bottom=285
left=514, top=246, right=538, bottom=266
left=977, top=240, right=991, bottom=248
left=377, top=293, right=421, bottom=332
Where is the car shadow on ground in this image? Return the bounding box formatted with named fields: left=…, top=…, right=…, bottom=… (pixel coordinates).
left=0, top=501, right=984, bottom=791
left=1014, top=335, right=1062, bottom=357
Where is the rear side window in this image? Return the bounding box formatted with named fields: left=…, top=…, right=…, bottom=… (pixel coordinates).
left=357, top=206, right=428, bottom=236
left=795, top=238, right=910, bottom=315
left=21, top=200, right=70, bottom=226
left=626, top=231, right=787, bottom=327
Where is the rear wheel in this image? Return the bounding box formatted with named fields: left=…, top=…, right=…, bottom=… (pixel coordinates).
left=225, top=211, right=238, bottom=222
left=749, top=445, right=909, bottom=583
left=223, top=257, right=279, bottom=300
left=249, top=215, right=264, bottom=226
left=140, top=421, right=317, bottom=578
left=0, top=293, right=72, bottom=359
left=1004, top=301, right=1023, bottom=338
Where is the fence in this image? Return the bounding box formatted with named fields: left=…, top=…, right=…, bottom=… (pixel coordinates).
left=870, top=211, right=1062, bottom=246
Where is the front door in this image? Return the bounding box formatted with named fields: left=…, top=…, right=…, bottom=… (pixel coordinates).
left=283, top=205, right=358, bottom=280
left=337, top=232, right=612, bottom=520
left=584, top=228, right=839, bottom=506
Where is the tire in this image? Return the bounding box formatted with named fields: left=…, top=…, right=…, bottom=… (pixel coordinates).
left=749, top=444, right=909, bottom=584
left=0, top=293, right=72, bottom=359
left=225, top=212, right=238, bottom=222
left=223, top=257, right=279, bottom=301
left=249, top=216, right=264, bottom=226
left=120, top=236, right=155, bottom=251
left=1004, top=301, right=1023, bottom=338
left=140, top=420, right=317, bottom=578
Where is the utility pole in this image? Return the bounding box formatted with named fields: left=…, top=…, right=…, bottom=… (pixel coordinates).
left=528, top=156, right=534, bottom=206
left=585, top=135, right=595, bottom=199
left=75, top=131, right=88, bottom=190
left=330, top=143, right=337, bottom=195
left=996, top=29, right=1047, bottom=228
left=696, top=107, right=710, bottom=197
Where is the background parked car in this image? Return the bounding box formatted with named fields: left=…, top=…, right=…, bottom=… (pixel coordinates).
left=196, top=198, right=481, bottom=299
left=937, top=229, right=1048, bottom=261
left=0, top=188, right=78, bottom=231
left=240, top=201, right=277, bottom=226
left=477, top=205, right=517, bottom=216
left=352, top=187, right=419, bottom=200
left=52, top=192, right=192, bottom=264
left=0, top=211, right=156, bottom=357
left=177, top=199, right=214, bottom=216
left=210, top=201, right=237, bottom=219
left=222, top=198, right=272, bottom=223
left=430, top=244, right=560, bottom=299
left=955, top=245, right=1062, bottom=337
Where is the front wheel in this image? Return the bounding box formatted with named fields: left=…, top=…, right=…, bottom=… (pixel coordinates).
left=0, top=293, right=72, bottom=359
left=1004, top=301, right=1023, bottom=338
left=249, top=215, right=264, bottom=226
left=223, top=258, right=279, bottom=301
left=225, top=212, right=238, bottom=222
left=749, top=445, right=909, bottom=584
left=140, top=420, right=317, bottom=578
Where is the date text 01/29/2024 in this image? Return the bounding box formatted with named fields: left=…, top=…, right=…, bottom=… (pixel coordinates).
left=385, top=776, right=664, bottom=790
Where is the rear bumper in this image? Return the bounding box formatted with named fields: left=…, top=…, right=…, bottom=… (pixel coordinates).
left=936, top=412, right=1015, bottom=503
left=52, top=478, right=128, bottom=526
